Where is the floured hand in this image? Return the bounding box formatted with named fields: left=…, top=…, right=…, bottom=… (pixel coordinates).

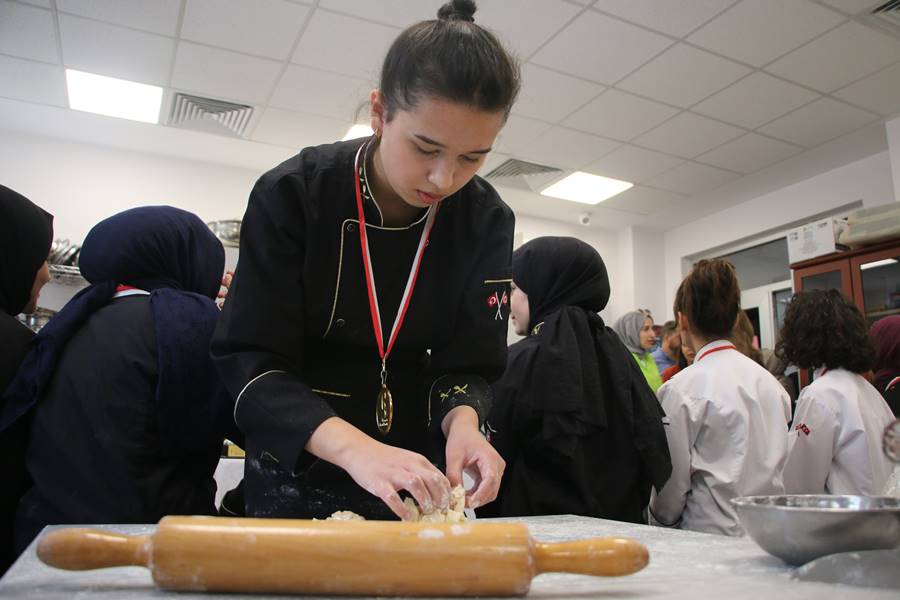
left=403, top=485, right=466, bottom=522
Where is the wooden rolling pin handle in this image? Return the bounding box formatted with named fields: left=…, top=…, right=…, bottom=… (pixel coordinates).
left=37, top=528, right=151, bottom=571
left=533, top=537, right=649, bottom=577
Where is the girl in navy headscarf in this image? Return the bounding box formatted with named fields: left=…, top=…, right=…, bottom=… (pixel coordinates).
left=481, top=237, right=671, bottom=522
left=0, top=206, right=239, bottom=555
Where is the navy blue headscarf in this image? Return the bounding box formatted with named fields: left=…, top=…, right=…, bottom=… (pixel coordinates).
left=0, top=206, right=227, bottom=452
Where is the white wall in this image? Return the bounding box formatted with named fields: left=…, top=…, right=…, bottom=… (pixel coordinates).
left=614, top=227, right=635, bottom=320
left=608, top=226, right=668, bottom=325
left=662, top=150, right=897, bottom=315
left=512, top=214, right=622, bottom=324
left=888, top=116, right=900, bottom=205
left=0, top=129, right=263, bottom=243
left=630, top=227, right=667, bottom=323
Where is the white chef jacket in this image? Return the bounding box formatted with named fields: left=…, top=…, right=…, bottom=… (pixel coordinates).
left=650, top=340, right=792, bottom=536
left=783, top=368, right=895, bottom=496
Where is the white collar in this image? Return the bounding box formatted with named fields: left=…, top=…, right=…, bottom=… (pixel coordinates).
left=112, top=288, right=150, bottom=299
left=694, top=339, right=737, bottom=363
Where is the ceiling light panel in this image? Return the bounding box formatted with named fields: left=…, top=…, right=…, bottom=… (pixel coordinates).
left=65, top=68, right=162, bottom=123
left=540, top=171, right=633, bottom=205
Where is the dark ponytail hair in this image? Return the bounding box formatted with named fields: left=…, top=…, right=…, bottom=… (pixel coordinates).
left=674, top=259, right=741, bottom=339
left=378, top=0, right=520, bottom=121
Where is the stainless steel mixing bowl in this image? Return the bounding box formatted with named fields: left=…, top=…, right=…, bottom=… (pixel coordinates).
left=731, top=495, right=900, bottom=566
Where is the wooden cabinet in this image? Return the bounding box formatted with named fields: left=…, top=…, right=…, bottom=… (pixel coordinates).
left=791, top=238, right=900, bottom=387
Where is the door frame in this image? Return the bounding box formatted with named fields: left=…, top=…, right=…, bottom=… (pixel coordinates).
left=740, top=279, right=792, bottom=351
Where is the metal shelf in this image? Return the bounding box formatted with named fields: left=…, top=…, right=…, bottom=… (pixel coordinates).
left=48, top=264, right=87, bottom=287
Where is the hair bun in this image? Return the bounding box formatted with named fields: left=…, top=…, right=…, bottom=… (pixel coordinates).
left=437, top=0, right=476, bottom=22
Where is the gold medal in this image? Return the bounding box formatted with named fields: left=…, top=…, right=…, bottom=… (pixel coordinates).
left=376, top=384, right=393, bottom=435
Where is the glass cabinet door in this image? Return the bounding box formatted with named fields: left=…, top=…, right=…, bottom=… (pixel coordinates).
left=800, top=269, right=844, bottom=292
left=793, top=260, right=853, bottom=298
left=852, top=251, right=900, bottom=326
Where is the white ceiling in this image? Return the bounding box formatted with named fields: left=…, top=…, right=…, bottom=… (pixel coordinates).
left=1, top=0, right=900, bottom=231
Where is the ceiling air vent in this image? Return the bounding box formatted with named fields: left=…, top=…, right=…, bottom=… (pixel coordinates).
left=862, top=0, right=900, bottom=38
left=167, top=93, right=253, bottom=137
left=484, top=158, right=564, bottom=192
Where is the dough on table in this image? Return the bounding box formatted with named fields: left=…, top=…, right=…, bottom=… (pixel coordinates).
left=326, top=485, right=467, bottom=522
left=403, top=485, right=466, bottom=523
left=326, top=510, right=366, bottom=521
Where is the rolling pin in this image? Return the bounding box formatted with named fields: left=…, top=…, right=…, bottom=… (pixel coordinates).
left=37, top=516, right=649, bottom=596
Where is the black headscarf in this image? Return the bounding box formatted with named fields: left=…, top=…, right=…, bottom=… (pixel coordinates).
left=487, top=237, right=671, bottom=520
left=0, top=185, right=53, bottom=316
left=508, top=237, right=613, bottom=442
left=0, top=206, right=227, bottom=452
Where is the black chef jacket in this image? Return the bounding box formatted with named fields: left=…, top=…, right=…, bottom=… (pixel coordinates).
left=480, top=322, right=671, bottom=524
left=211, top=138, right=514, bottom=519
left=0, top=315, right=34, bottom=574
left=0, top=316, right=33, bottom=395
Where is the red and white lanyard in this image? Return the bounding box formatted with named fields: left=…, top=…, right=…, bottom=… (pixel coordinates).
left=113, top=284, right=149, bottom=298
left=695, top=342, right=737, bottom=363
left=353, top=143, right=438, bottom=383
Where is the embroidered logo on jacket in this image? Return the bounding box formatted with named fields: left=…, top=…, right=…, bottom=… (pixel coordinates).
left=487, top=291, right=508, bottom=320
left=438, top=384, right=469, bottom=402
left=794, top=423, right=811, bottom=436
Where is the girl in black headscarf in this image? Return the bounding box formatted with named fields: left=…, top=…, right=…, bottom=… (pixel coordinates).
left=0, top=184, right=53, bottom=575
left=0, top=206, right=240, bottom=555
left=481, top=237, right=671, bottom=522
left=0, top=184, right=53, bottom=392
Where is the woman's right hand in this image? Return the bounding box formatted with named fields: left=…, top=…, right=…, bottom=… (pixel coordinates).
left=306, top=417, right=451, bottom=520
left=342, top=441, right=452, bottom=520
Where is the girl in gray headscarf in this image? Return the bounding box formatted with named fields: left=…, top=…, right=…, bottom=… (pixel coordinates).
left=613, top=309, right=662, bottom=393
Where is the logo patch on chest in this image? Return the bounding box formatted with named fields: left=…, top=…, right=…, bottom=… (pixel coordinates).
left=794, top=423, right=811, bottom=436
left=487, top=291, right=508, bottom=320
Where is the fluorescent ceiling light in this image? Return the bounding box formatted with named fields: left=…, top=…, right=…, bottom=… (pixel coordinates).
left=342, top=124, right=373, bottom=141
left=65, top=69, right=162, bottom=124
left=860, top=258, right=898, bottom=271
left=540, top=171, right=633, bottom=205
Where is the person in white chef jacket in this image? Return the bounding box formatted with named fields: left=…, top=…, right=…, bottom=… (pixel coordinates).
left=650, top=259, right=792, bottom=536
left=778, top=290, right=895, bottom=496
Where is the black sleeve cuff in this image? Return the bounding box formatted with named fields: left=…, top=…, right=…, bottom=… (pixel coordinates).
left=234, top=370, right=337, bottom=474
left=429, top=374, right=493, bottom=431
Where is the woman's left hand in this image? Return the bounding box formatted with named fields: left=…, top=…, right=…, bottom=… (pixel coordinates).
left=443, top=406, right=505, bottom=509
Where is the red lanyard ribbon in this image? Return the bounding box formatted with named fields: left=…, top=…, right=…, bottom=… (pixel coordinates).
left=353, top=143, right=438, bottom=378
left=887, top=376, right=900, bottom=392
left=695, top=343, right=736, bottom=362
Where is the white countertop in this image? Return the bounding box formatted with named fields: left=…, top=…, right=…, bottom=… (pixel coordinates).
left=0, top=514, right=895, bottom=599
